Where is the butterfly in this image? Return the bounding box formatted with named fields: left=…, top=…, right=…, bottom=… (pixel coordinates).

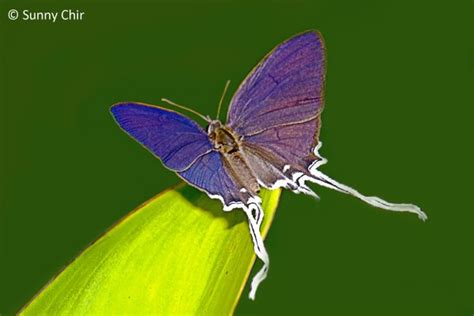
left=110, top=30, right=427, bottom=300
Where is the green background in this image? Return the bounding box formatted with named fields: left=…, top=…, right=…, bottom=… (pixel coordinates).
left=0, top=0, right=471, bottom=315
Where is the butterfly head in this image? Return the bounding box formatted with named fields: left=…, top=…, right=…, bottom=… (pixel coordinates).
left=207, top=120, right=223, bottom=133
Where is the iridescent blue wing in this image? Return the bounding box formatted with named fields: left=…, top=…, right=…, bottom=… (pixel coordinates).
left=111, top=103, right=212, bottom=171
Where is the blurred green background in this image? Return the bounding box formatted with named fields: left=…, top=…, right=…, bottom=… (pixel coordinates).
left=0, top=0, right=471, bottom=315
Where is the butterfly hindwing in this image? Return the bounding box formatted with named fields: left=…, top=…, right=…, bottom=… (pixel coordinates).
left=177, top=151, right=258, bottom=208
left=243, top=117, right=322, bottom=189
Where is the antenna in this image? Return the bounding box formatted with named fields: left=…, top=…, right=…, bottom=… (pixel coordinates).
left=216, top=80, right=231, bottom=120
left=161, top=98, right=210, bottom=122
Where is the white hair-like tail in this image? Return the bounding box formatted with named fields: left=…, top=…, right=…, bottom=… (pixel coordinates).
left=301, top=168, right=427, bottom=220
left=242, top=202, right=269, bottom=300
left=294, top=141, right=427, bottom=221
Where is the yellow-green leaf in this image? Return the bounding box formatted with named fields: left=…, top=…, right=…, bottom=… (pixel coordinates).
left=20, top=183, right=281, bottom=315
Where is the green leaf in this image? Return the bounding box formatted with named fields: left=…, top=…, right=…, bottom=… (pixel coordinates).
left=20, top=184, right=281, bottom=315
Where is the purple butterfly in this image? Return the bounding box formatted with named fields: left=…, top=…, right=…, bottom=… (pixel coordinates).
left=111, top=30, right=427, bottom=299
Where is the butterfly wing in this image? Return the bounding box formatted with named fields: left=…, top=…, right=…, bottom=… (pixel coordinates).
left=226, top=30, right=325, bottom=189
left=111, top=102, right=212, bottom=171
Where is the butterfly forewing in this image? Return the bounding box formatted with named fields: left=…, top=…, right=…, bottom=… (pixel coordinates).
left=227, top=31, right=325, bottom=136
left=111, top=103, right=212, bottom=171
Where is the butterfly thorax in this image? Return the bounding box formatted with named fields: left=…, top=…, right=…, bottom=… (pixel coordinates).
left=207, top=120, right=242, bottom=154
left=208, top=120, right=260, bottom=194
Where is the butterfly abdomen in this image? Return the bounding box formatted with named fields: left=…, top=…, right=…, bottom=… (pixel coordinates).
left=222, top=151, right=260, bottom=196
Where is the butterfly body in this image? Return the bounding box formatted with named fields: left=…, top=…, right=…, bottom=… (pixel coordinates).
left=111, top=30, right=426, bottom=300
left=208, top=120, right=261, bottom=197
